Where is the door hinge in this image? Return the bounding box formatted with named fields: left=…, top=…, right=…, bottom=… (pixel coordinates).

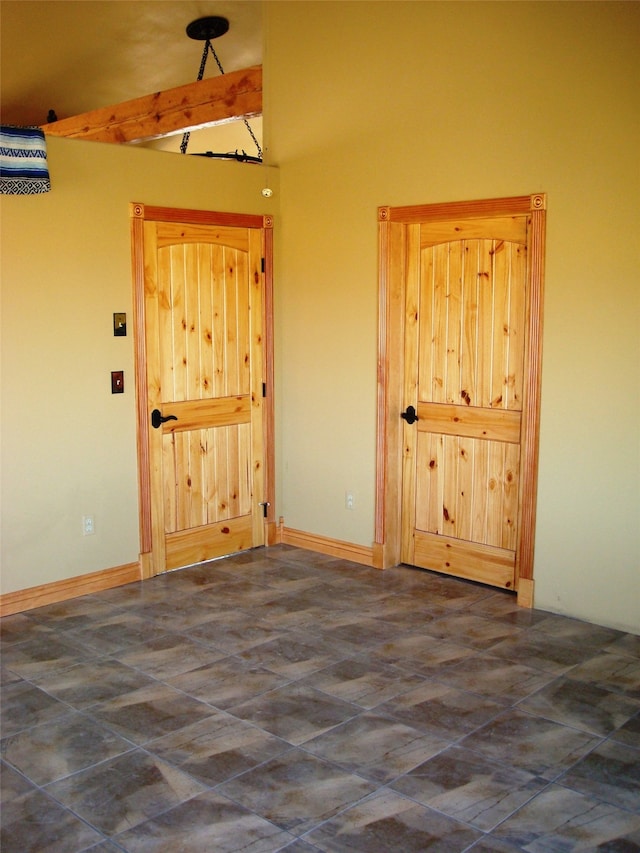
left=259, top=501, right=270, bottom=518
left=261, top=257, right=265, bottom=273
left=262, top=382, right=267, bottom=398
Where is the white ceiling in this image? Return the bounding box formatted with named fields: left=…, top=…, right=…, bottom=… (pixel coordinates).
left=1, top=1, right=263, bottom=154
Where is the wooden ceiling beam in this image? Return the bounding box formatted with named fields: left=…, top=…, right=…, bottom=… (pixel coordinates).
left=41, top=65, right=262, bottom=145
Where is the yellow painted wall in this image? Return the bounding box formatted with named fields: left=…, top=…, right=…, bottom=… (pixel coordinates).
left=2, top=1, right=638, bottom=635
left=0, top=136, right=276, bottom=593
left=267, top=1, right=640, bottom=631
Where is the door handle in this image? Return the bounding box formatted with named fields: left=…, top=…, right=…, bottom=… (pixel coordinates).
left=401, top=405, right=419, bottom=425
left=151, top=409, right=178, bottom=429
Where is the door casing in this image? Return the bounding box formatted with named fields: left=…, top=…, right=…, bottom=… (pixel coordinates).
left=374, top=194, right=546, bottom=607
left=130, top=203, right=276, bottom=577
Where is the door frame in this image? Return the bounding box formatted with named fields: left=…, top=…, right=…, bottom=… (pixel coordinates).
left=373, top=194, right=546, bottom=607
left=130, top=203, right=276, bottom=578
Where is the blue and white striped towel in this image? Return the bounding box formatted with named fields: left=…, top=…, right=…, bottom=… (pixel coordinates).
left=1, top=125, right=51, bottom=195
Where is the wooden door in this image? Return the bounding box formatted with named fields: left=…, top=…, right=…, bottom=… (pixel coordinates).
left=376, top=196, right=545, bottom=604
left=131, top=204, right=275, bottom=576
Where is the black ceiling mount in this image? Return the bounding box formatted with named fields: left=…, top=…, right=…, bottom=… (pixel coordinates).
left=186, top=16, right=230, bottom=41
left=181, top=14, right=262, bottom=163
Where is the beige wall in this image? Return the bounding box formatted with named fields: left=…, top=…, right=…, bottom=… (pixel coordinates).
left=1, top=1, right=638, bottom=634
left=267, top=1, right=639, bottom=631
left=0, top=137, right=276, bottom=593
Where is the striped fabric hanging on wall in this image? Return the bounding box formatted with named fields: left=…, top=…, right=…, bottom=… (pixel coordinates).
left=0, top=126, right=51, bottom=195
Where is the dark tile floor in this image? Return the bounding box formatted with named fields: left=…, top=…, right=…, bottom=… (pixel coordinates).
left=1, top=545, right=639, bottom=852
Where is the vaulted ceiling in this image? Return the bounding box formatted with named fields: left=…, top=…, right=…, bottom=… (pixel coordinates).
left=1, top=0, right=263, bottom=154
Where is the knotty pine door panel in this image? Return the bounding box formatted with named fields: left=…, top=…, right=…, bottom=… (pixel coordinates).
left=139, top=215, right=266, bottom=573
left=402, top=216, right=530, bottom=589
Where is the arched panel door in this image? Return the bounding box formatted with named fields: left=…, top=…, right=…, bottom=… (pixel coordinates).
left=376, top=195, right=546, bottom=606
left=131, top=205, right=275, bottom=575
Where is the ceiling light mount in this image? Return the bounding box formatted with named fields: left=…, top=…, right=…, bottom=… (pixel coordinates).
left=186, top=16, right=229, bottom=42
left=180, top=16, right=262, bottom=163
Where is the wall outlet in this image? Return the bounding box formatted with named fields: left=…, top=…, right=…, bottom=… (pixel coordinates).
left=345, top=491, right=355, bottom=510
left=82, top=515, right=95, bottom=536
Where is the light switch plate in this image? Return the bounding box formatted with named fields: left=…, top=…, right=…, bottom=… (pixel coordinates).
left=113, top=313, right=127, bottom=336
left=111, top=371, right=124, bottom=393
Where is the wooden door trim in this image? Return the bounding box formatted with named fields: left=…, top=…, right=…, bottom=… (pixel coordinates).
left=132, top=205, right=268, bottom=229
left=130, top=203, right=275, bottom=575
left=379, top=194, right=543, bottom=224
left=517, top=201, right=546, bottom=606
left=374, top=194, right=546, bottom=607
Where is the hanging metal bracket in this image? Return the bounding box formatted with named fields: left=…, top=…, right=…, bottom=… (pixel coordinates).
left=181, top=16, right=262, bottom=161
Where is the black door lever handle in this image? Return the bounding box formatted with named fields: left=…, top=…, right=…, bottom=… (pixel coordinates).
left=151, top=409, right=178, bottom=429
left=401, top=405, right=419, bottom=425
